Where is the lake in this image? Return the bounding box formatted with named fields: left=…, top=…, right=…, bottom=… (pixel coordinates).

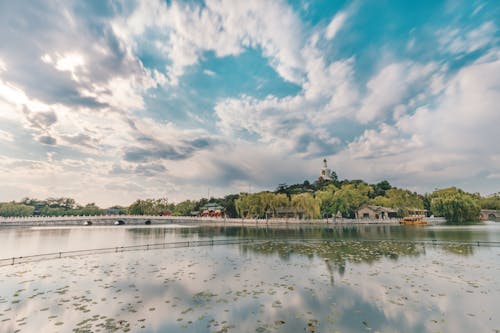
left=1, top=223, right=499, bottom=332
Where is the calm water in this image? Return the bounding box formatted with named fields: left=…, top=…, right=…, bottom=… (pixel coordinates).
left=1, top=224, right=499, bottom=332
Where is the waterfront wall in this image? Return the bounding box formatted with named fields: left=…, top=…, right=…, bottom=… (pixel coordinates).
left=0, top=215, right=447, bottom=227
left=0, top=215, right=397, bottom=226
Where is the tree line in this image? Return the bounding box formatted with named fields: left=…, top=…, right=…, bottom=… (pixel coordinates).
left=0, top=197, right=110, bottom=218
left=0, top=179, right=498, bottom=224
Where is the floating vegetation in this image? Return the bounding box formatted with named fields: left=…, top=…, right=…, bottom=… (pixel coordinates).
left=0, top=229, right=499, bottom=333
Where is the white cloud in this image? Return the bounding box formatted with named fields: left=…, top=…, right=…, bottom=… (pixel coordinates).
left=356, top=61, right=438, bottom=123
left=0, top=71, right=146, bottom=155
left=214, top=49, right=358, bottom=156
left=0, top=129, right=13, bottom=142
left=325, top=11, right=347, bottom=40
left=112, top=0, right=305, bottom=85
left=0, top=0, right=499, bottom=204
left=0, top=57, right=6, bottom=72
left=44, top=52, right=86, bottom=81
left=0, top=79, right=29, bottom=106
left=346, top=123, right=423, bottom=159
left=334, top=54, right=500, bottom=192
left=437, top=21, right=497, bottom=55
left=203, top=69, right=216, bottom=76
left=398, top=57, right=499, bottom=152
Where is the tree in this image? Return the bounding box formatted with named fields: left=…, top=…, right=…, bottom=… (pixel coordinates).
left=331, top=183, right=371, bottom=218
left=45, top=197, right=76, bottom=210
left=370, top=195, right=390, bottom=208
left=381, top=188, right=424, bottom=216
left=107, top=205, right=128, bottom=215
left=479, top=193, right=500, bottom=210
left=269, top=193, right=290, bottom=218
left=40, top=206, right=66, bottom=216
left=235, top=194, right=257, bottom=218
left=128, top=198, right=170, bottom=215
left=373, top=180, right=392, bottom=197
left=173, top=200, right=196, bottom=216
left=235, top=192, right=292, bottom=219
left=218, top=194, right=240, bottom=218
left=430, top=187, right=480, bottom=224
left=76, top=203, right=104, bottom=216
left=0, top=202, right=35, bottom=217
left=291, top=193, right=320, bottom=219
left=315, top=184, right=338, bottom=217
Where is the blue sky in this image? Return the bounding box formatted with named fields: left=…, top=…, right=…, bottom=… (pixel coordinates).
left=0, top=0, right=499, bottom=206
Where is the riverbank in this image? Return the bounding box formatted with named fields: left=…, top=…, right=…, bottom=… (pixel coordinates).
left=0, top=215, right=448, bottom=227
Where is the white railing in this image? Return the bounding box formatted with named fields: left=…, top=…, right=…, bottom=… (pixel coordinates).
left=0, top=214, right=406, bottom=226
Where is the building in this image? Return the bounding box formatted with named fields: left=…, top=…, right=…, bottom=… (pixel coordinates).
left=357, top=204, right=397, bottom=220
left=200, top=203, right=225, bottom=218
left=319, top=158, right=332, bottom=181
left=265, top=208, right=305, bottom=219
left=480, top=209, right=500, bottom=222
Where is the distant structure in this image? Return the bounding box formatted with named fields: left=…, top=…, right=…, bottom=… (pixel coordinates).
left=480, top=209, right=500, bottom=222
left=357, top=204, right=397, bottom=220
left=200, top=203, right=225, bottom=218
left=319, top=158, right=332, bottom=181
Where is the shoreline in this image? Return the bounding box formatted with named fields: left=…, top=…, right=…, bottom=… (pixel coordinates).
left=0, top=215, right=449, bottom=227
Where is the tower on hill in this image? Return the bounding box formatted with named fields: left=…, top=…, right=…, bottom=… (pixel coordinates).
left=319, top=158, right=332, bottom=181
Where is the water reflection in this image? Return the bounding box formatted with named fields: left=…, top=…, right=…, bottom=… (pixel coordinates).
left=243, top=240, right=425, bottom=281
left=1, top=224, right=500, bottom=332
left=0, top=239, right=499, bottom=333
left=1, top=224, right=500, bottom=259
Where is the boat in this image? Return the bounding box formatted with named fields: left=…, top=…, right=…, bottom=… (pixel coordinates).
left=399, top=215, right=428, bottom=225
left=114, top=220, right=125, bottom=225
left=83, top=220, right=92, bottom=226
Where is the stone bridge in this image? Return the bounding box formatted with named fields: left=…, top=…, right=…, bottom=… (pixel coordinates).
left=0, top=215, right=407, bottom=227
left=0, top=215, right=214, bottom=227
left=480, top=210, right=500, bottom=222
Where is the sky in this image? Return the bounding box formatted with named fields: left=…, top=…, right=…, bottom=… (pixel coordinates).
left=0, top=0, right=499, bottom=207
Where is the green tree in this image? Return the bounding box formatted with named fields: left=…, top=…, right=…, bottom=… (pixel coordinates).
left=217, top=194, right=240, bottom=218
left=478, top=193, right=500, bottom=210
left=331, top=183, right=371, bottom=218
left=373, top=180, right=392, bottom=197
left=382, top=188, right=424, bottom=216
left=430, top=187, right=480, bottom=224
left=45, top=197, right=76, bottom=210
left=370, top=195, right=390, bottom=207
left=75, top=203, right=104, bottom=216
left=235, top=192, right=291, bottom=219
left=40, top=206, right=66, bottom=216
left=0, top=202, right=35, bottom=217
left=269, top=193, right=290, bottom=218
left=173, top=200, right=196, bottom=216
left=315, top=184, right=338, bottom=217
left=128, top=198, right=170, bottom=215
left=291, top=193, right=320, bottom=219
left=235, top=194, right=256, bottom=218
left=106, top=205, right=128, bottom=215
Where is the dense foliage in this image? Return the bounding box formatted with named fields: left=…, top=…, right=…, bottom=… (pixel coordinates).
left=430, top=188, right=481, bottom=223
left=478, top=193, right=500, bottom=210
left=128, top=198, right=170, bottom=215
left=0, top=176, right=493, bottom=223
left=371, top=189, right=424, bottom=216
left=0, top=198, right=106, bottom=217
left=0, top=202, right=35, bottom=217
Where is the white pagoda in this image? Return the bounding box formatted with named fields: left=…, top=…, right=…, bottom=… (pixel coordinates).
left=319, top=158, right=332, bottom=181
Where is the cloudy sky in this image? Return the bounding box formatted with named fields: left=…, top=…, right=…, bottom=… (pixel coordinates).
left=0, top=0, right=499, bottom=206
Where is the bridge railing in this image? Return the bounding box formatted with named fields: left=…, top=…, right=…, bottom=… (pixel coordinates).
left=2, top=238, right=500, bottom=268
left=0, top=214, right=451, bottom=225
left=0, top=238, right=257, bottom=267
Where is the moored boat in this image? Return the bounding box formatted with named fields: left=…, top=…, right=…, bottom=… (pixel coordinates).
left=399, top=215, right=428, bottom=225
